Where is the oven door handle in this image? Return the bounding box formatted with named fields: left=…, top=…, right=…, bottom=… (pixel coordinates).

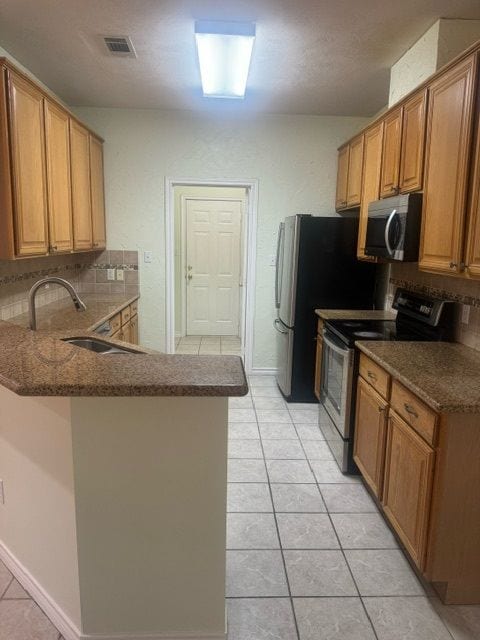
left=384, top=209, right=397, bottom=257
left=322, top=332, right=352, bottom=357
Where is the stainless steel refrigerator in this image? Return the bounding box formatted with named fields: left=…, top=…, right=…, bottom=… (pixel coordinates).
left=274, top=215, right=377, bottom=402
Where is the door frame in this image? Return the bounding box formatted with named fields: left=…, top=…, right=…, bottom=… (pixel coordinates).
left=165, top=177, right=259, bottom=374
left=180, top=195, right=246, bottom=339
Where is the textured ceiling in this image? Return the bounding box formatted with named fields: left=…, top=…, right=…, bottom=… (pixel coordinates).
left=1, top=0, right=480, bottom=116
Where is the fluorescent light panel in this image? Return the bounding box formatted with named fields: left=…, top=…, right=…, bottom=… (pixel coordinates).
left=195, top=20, right=255, bottom=99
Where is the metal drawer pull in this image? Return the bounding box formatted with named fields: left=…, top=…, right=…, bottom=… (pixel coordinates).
left=367, top=371, right=377, bottom=382
left=404, top=403, right=419, bottom=418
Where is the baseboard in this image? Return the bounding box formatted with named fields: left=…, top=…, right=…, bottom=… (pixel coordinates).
left=80, top=633, right=226, bottom=640
left=249, top=367, right=277, bottom=375
left=0, top=540, right=226, bottom=640
left=0, top=540, right=81, bottom=640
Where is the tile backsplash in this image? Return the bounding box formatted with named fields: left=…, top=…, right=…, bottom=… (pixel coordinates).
left=0, top=250, right=138, bottom=322
left=389, top=262, right=480, bottom=351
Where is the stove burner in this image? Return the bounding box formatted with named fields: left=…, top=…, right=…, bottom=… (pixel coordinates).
left=353, top=330, right=385, bottom=338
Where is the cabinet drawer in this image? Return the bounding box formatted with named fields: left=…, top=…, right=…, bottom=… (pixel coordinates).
left=391, top=381, right=437, bottom=446
left=109, top=313, right=121, bottom=334
left=130, top=300, right=138, bottom=317
left=359, top=354, right=390, bottom=400
left=121, top=306, right=131, bottom=325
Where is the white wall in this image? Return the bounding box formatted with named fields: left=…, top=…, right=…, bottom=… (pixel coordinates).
left=74, top=107, right=368, bottom=368
left=389, top=19, right=480, bottom=106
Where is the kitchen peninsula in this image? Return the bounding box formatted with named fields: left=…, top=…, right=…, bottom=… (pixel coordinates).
left=0, top=299, right=247, bottom=640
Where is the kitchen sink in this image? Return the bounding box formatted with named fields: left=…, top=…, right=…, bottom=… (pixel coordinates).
left=61, top=337, right=139, bottom=355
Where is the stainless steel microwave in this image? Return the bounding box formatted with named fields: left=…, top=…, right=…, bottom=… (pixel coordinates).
left=364, top=193, right=422, bottom=261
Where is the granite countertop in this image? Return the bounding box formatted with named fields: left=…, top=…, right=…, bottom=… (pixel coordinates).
left=1, top=296, right=247, bottom=398
left=315, top=309, right=397, bottom=321
left=10, top=293, right=139, bottom=331
left=356, top=341, right=480, bottom=413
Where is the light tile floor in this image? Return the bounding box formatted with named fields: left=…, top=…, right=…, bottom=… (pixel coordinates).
left=176, top=335, right=242, bottom=356
left=2, top=375, right=480, bottom=640
left=226, top=375, right=480, bottom=640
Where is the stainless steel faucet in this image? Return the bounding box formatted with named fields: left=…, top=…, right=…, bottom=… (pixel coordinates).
left=28, top=277, right=87, bottom=330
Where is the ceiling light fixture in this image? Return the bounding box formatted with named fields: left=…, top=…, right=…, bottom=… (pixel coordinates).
left=194, top=20, right=255, bottom=99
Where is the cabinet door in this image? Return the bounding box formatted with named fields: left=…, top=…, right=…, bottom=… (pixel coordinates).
left=465, top=105, right=480, bottom=278
left=357, top=122, right=383, bottom=260
left=353, top=376, right=388, bottom=498
left=314, top=335, right=323, bottom=401
left=7, top=70, right=49, bottom=256
left=346, top=135, right=364, bottom=207
left=44, top=99, right=73, bottom=253
left=380, top=106, right=402, bottom=198
left=90, top=135, right=106, bottom=250
left=335, top=145, right=349, bottom=210
left=70, top=120, right=93, bottom=251
left=383, top=411, right=435, bottom=570
left=399, top=90, right=427, bottom=193
left=130, top=315, right=139, bottom=345
left=419, top=54, right=478, bottom=275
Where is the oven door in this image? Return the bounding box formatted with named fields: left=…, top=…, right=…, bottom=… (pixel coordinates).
left=320, top=331, right=354, bottom=438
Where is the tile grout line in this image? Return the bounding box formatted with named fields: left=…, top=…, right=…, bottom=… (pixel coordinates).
left=251, top=398, right=302, bottom=640
left=288, top=405, right=381, bottom=640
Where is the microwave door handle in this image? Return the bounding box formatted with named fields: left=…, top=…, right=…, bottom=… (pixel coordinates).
left=384, top=209, right=397, bottom=257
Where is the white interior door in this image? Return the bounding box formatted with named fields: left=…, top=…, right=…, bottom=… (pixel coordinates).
left=186, top=198, right=242, bottom=336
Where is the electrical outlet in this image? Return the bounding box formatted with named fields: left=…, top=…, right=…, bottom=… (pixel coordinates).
left=461, top=305, right=470, bottom=325
left=0, top=480, right=5, bottom=505
left=116, top=269, right=124, bottom=281
left=144, top=251, right=153, bottom=263
left=107, top=269, right=115, bottom=281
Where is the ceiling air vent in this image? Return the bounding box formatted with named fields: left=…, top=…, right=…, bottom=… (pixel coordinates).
left=103, top=36, right=136, bottom=57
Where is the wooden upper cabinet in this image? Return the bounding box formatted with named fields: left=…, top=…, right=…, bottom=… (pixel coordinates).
left=380, top=106, right=402, bottom=198
left=353, top=376, right=389, bottom=498
left=382, top=411, right=435, bottom=570
left=335, top=145, right=349, bottom=210
left=465, top=110, right=480, bottom=278
left=358, top=121, right=383, bottom=260
left=7, top=70, right=49, bottom=256
left=346, top=135, right=364, bottom=207
left=70, top=120, right=93, bottom=251
left=44, top=99, right=73, bottom=253
left=399, top=90, right=427, bottom=193
left=419, top=54, right=478, bottom=275
left=90, top=135, right=106, bottom=250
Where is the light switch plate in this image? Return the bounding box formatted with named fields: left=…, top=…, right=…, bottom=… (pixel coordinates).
left=269, top=255, right=276, bottom=267
left=116, top=269, right=124, bottom=281
left=144, top=251, right=153, bottom=263
left=107, top=269, right=115, bottom=281
left=461, top=305, right=470, bottom=325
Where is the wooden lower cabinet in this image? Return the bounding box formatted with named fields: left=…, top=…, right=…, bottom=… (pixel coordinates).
left=130, top=314, right=139, bottom=345
left=382, top=411, right=435, bottom=570
left=353, top=376, right=389, bottom=498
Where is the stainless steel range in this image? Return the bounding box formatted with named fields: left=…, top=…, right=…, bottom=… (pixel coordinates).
left=320, top=288, right=454, bottom=473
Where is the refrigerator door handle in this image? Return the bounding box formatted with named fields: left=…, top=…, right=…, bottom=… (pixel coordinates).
left=273, top=318, right=289, bottom=334
left=275, top=222, right=285, bottom=309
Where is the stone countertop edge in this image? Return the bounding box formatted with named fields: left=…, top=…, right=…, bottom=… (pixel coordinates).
left=0, top=294, right=248, bottom=398
left=355, top=341, right=480, bottom=414
left=315, top=309, right=397, bottom=321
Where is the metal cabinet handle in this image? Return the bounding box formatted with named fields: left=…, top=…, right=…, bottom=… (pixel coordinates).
left=367, top=371, right=378, bottom=382
left=187, top=274, right=193, bottom=281
left=378, top=406, right=386, bottom=413
left=404, top=403, right=419, bottom=419
left=50, top=245, right=57, bottom=252
left=449, top=262, right=458, bottom=269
